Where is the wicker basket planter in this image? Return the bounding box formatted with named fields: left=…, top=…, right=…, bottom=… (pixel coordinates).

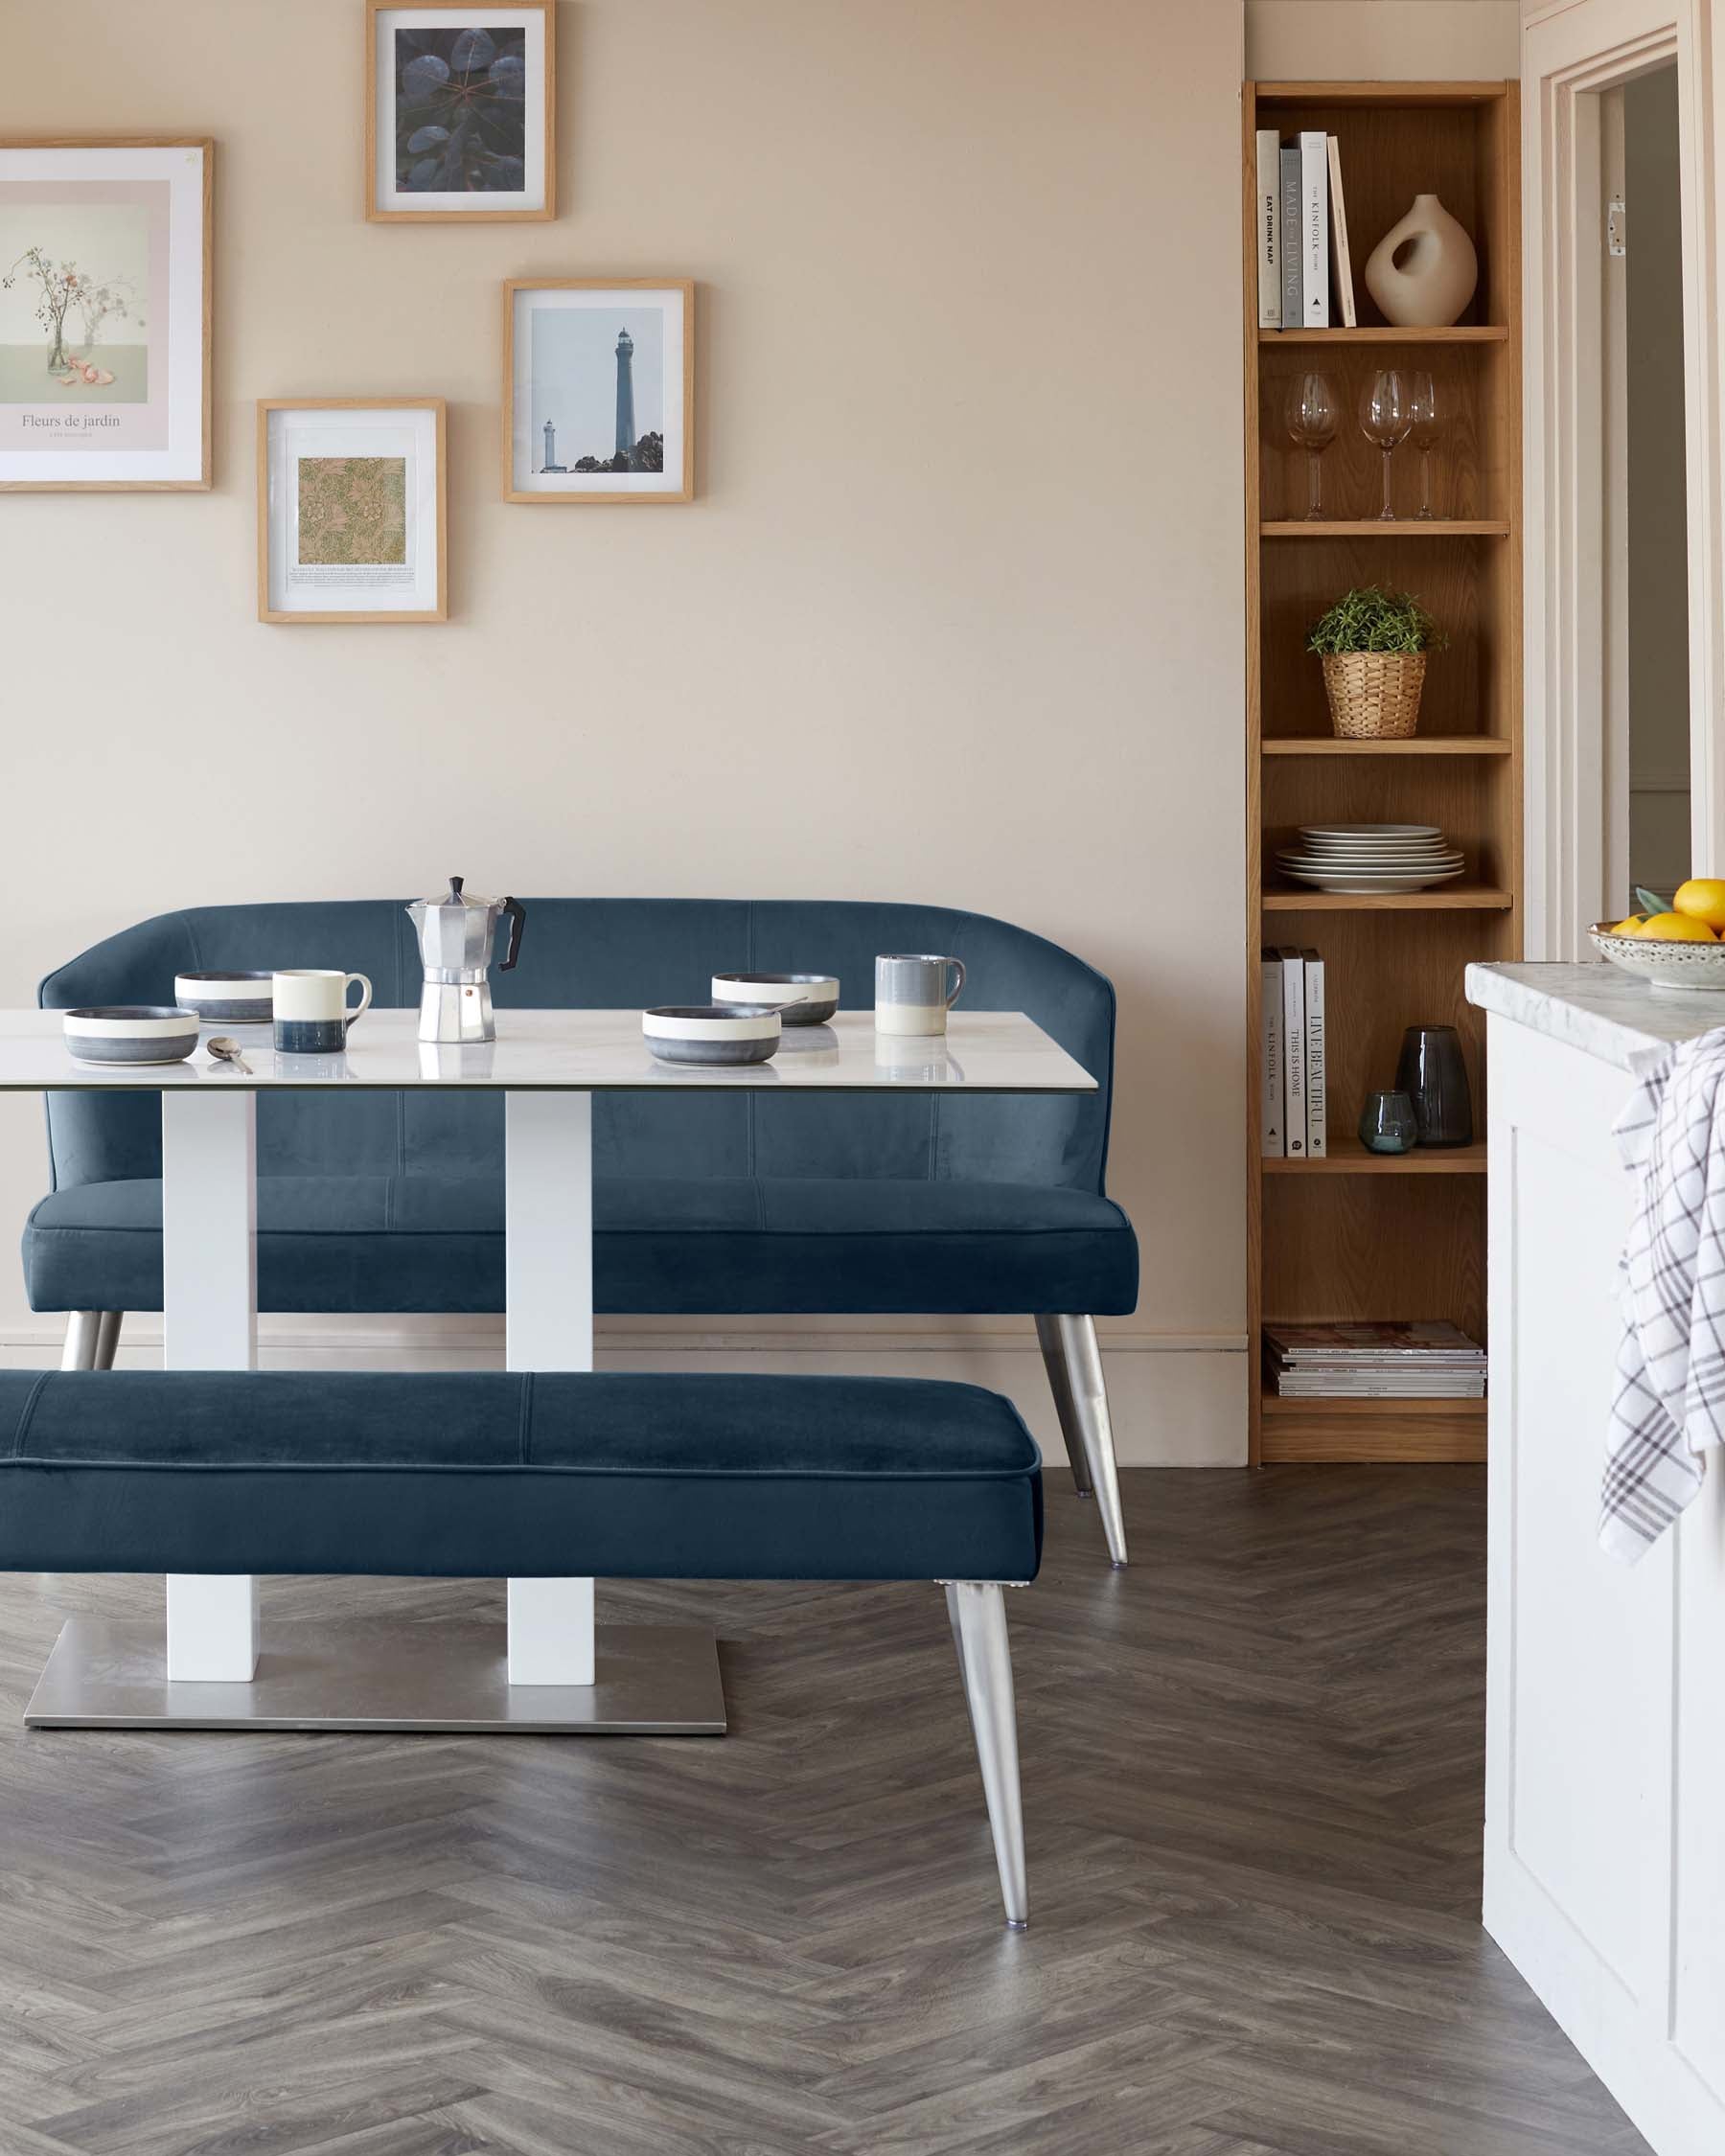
left=1321, top=651, right=1426, bottom=740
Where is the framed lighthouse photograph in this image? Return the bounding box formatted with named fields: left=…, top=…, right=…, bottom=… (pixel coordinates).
left=502, top=279, right=693, bottom=503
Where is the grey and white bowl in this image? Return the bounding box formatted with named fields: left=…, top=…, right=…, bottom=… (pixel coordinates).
left=643, top=1003, right=781, bottom=1066
left=1589, top=924, right=1725, bottom=994
left=62, top=1006, right=200, bottom=1066
left=174, top=971, right=274, bottom=1025
left=711, top=973, right=840, bottom=1026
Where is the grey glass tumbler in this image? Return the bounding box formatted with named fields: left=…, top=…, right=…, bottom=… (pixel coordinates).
left=1394, top=1024, right=1474, bottom=1147
left=1359, top=1089, right=1418, bottom=1154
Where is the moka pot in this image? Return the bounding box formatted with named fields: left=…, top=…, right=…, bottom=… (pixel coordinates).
left=405, top=877, right=526, bottom=1044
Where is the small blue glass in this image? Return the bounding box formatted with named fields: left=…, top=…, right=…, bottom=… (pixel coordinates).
left=1359, top=1089, right=1418, bottom=1155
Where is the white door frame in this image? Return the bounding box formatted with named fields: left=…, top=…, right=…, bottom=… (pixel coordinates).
left=1524, top=0, right=1723, bottom=953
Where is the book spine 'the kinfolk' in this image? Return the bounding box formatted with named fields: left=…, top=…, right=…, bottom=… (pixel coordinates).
left=1260, top=951, right=1285, bottom=1157
left=1326, top=135, right=1357, bottom=330
left=1255, top=129, right=1281, bottom=329
left=1277, top=946, right=1306, bottom=1158
left=1300, top=130, right=1329, bottom=329
left=1278, top=146, right=1303, bottom=336
left=1302, top=950, right=1326, bottom=1158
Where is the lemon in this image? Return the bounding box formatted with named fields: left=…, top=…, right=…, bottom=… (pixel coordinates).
left=1675, top=880, right=1725, bottom=931
left=1640, top=912, right=1719, bottom=943
left=1610, top=916, right=1647, bottom=937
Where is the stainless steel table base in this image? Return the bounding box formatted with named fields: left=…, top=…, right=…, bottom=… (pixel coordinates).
left=24, top=1618, right=726, bottom=1734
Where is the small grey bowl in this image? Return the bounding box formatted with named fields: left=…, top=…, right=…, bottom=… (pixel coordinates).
left=712, top=972, right=840, bottom=1026
left=62, top=1006, right=200, bottom=1067
left=643, top=1003, right=782, bottom=1066
left=174, top=970, right=274, bottom=1025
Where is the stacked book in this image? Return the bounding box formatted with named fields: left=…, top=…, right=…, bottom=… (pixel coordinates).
left=1260, top=948, right=1325, bottom=1158
left=1255, top=128, right=1356, bottom=330
left=1264, top=1321, right=1487, bottom=1399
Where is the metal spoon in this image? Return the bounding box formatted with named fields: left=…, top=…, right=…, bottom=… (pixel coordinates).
left=206, top=1036, right=251, bottom=1073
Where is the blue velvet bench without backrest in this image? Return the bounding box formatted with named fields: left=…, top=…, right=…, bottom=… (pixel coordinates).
left=0, top=1367, right=1042, bottom=1926
left=27, top=898, right=1135, bottom=1565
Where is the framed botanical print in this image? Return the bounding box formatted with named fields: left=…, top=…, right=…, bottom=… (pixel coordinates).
left=257, top=399, right=447, bottom=624
left=0, top=137, right=212, bottom=491
left=366, top=2, right=554, bottom=221
left=503, top=279, right=694, bottom=503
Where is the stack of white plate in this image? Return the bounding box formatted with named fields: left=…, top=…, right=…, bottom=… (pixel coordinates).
left=1275, top=823, right=1465, bottom=895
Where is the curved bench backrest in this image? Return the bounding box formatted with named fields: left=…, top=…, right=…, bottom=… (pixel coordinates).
left=39, top=900, right=1117, bottom=1194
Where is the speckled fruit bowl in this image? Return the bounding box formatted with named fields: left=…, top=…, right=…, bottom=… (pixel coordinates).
left=1590, top=924, right=1725, bottom=994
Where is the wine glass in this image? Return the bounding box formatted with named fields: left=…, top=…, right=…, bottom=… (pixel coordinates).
left=1360, top=369, right=1414, bottom=521
left=1285, top=373, right=1340, bottom=521
left=1408, top=371, right=1442, bottom=520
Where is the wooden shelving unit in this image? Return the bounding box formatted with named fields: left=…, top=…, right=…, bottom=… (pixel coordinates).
left=1244, top=80, right=1522, bottom=1465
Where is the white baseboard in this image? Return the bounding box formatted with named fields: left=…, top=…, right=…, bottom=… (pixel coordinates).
left=0, top=1319, right=1251, bottom=1468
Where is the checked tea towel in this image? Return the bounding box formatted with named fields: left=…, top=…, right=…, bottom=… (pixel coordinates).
left=1607, top=1026, right=1725, bottom=1560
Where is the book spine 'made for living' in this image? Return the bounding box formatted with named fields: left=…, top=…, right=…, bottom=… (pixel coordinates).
left=1279, top=145, right=1303, bottom=334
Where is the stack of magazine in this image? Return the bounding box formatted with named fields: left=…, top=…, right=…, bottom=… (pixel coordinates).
left=1264, top=1321, right=1487, bottom=1399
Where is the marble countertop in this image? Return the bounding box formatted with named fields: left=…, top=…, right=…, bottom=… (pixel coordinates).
left=1465, top=962, right=1725, bottom=1069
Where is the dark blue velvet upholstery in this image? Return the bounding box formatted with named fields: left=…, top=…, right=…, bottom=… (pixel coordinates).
left=0, top=1370, right=1044, bottom=1582
left=25, top=901, right=1136, bottom=1319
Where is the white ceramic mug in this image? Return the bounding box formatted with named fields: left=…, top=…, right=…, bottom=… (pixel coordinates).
left=273, top=969, right=372, bottom=1053
left=875, top=952, right=965, bottom=1036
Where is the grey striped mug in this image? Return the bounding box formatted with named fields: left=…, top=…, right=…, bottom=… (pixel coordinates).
left=875, top=952, right=965, bottom=1036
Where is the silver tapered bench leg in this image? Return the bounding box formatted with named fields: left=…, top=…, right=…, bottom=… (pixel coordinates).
left=61, top=1313, right=102, bottom=1370
left=1035, top=1314, right=1092, bottom=1497
left=1036, top=1314, right=1128, bottom=1567
left=60, top=1311, right=124, bottom=1372
left=946, top=1580, right=1028, bottom=1929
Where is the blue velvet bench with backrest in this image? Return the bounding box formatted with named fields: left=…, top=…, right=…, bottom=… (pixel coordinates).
left=0, top=1366, right=1042, bottom=1925
left=25, top=899, right=1136, bottom=1563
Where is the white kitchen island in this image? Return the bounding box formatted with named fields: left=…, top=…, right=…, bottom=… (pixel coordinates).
left=1466, top=962, right=1725, bottom=2156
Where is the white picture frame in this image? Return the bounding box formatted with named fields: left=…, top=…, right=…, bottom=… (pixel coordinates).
left=367, top=2, right=553, bottom=222
left=0, top=137, right=212, bottom=492
left=258, top=399, right=448, bottom=625
left=503, top=279, right=694, bottom=504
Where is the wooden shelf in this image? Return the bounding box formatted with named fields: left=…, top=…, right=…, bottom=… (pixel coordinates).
left=1262, top=736, right=1512, bottom=755
left=1261, top=884, right=1513, bottom=911
left=1262, top=1137, right=1486, bottom=1175
left=1244, top=79, right=1521, bottom=1468
left=1261, top=519, right=1511, bottom=539
left=1261, top=326, right=1509, bottom=345
left=1258, top=1388, right=1486, bottom=1463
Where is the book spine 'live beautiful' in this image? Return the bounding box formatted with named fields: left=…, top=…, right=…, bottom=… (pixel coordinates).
left=1255, top=129, right=1281, bottom=329
left=1302, top=951, right=1326, bottom=1157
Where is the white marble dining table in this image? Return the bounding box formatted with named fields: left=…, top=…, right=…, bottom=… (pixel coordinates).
left=3, top=1009, right=1095, bottom=1730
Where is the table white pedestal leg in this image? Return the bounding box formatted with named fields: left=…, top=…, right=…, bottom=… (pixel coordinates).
left=162, top=1089, right=259, bottom=1682
left=505, top=1090, right=595, bottom=1686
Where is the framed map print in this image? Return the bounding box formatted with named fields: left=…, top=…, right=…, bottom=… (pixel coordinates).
left=258, top=400, right=447, bottom=624
left=503, top=280, right=693, bottom=503
left=366, top=2, right=554, bottom=221
left=0, top=138, right=212, bottom=491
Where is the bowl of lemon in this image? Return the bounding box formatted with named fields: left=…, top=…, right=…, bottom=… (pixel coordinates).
left=1592, top=881, right=1725, bottom=992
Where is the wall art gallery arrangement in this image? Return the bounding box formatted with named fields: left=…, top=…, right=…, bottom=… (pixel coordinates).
left=0, top=0, right=696, bottom=623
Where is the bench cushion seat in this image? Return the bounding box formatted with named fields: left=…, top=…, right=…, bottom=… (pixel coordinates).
left=22, top=1174, right=1138, bottom=1317
left=0, top=1370, right=1043, bottom=1583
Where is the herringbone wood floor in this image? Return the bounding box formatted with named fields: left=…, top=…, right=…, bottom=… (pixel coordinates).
left=0, top=1469, right=1646, bottom=2156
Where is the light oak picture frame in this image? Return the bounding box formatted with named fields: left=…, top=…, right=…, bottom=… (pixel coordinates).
left=257, top=398, right=448, bottom=625
left=0, top=135, right=213, bottom=492
left=365, top=1, right=555, bottom=223
left=502, top=278, right=695, bottom=504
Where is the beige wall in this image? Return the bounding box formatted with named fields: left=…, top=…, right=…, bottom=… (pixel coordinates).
left=1247, top=0, right=1519, bottom=79
left=0, top=0, right=1253, bottom=1459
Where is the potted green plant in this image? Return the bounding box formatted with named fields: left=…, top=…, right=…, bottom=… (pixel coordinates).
left=1306, top=585, right=1445, bottom=740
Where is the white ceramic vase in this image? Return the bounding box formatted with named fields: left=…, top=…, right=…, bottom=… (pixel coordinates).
left=1364, top=194, right=1479, bottom=329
